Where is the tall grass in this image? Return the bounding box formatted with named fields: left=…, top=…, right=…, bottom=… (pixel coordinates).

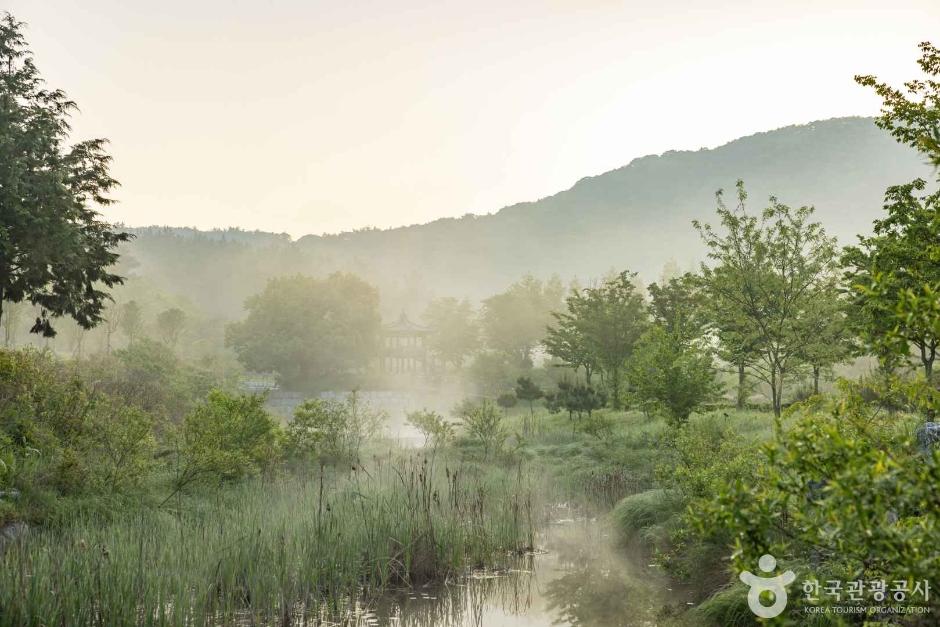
left=0, top=452, right=542, bottom=626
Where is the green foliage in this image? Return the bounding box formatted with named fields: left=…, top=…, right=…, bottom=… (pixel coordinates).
left=843, top=179, right=940, bottom=378
left=628, top=325, right=719, bottom=426
left=544, top=271, right=648, bottom=408
left=573, top=409, right=616, bottom=441
left=405, top=409, right=454, bottom=448
left=286, top=391, right=386, bottom=464
left=482, top=273, right=565, bottom=367
left=647, top=272, right=708, bottom=340
left=225, top=273, right=381, bottom=390
left=612, top=489, right=682, bottom=537
left=423, top=297, right=479, bottom=369
left=856, top=41, right=940, bottom=169
left=693, top=381, right=940, bottom=595
left=172, top=390, right=280, bottom=493
left=695, top=181, right=841, bottom=417
left=459, top=400, right=507, bottom=460
left=120, top=300, right=145, bottom=344
left=496, top=391, right=518, bottom=410
left=0, top=15, right=130, bottom=338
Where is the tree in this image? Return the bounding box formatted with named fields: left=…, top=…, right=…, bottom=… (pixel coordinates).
left=695, top=181, right=840, bottom=418
left=627, top=325, right=719, bottom=426
left=856, top=41, right=940, bottom=170
left=481, top=273, right=564, bottom=366
left=0, top=15, right=130, bottom=337
left=543, top=291, right=600, bottom=383
left=156, top=307, right=187, bottom=350
left=120, top=300, right=145, bottom=345
left=423, top=297, right=479, bottom=370
left=225, top=273, right=381, bottom=390
left=103, top=301, right=124, bottom=357
left=647, top=272, right=708, bottom=341
left=798, top=279, right=854, bottom=394
left=575, top=271, right=649, bottom=409
left=0, top=300, right=23, bottom=347
left=842, top=180, right=940, bottom=380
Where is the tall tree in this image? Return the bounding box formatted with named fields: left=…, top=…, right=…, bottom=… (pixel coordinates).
left=647, top=272, right=708, bottom=341
left=0, top=15, right=130, bottom=337
left=156, top=307, right=187, bottom=350
left=695, top=181, right=839, bottom=418
left=225, top=273, right=381, bottom=389
left=842, top=180, right=940, bottom=380
left=120, top=300, right=145, bottom=346
left=481, top=273, right=564, bottom=367
left=543, top=291, right=599, bottom=383
left=576, top=271, right=649, bottom=409
left=423, top=297, right=479, bottom=370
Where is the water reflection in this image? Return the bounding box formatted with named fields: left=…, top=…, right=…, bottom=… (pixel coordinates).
left=332, top=519, right=690, bottom=627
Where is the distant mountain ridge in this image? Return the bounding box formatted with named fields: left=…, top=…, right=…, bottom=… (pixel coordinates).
left=125, top=117, right=932, bottom=316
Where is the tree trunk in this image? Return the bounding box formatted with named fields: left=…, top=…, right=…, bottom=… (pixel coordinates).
left=770, top=368, right=782, bottom=419
left=922, top=344, right=935, bottom=382
left=813, top=366, right=820, bottom=396
left=736, top=362, right=746, bottom=411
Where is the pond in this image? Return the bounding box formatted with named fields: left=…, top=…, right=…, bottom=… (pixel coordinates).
left=323, top=514, right=696, bottom=627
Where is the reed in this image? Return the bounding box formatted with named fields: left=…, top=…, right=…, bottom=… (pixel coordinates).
left=0, top=452, right=541, bottom=626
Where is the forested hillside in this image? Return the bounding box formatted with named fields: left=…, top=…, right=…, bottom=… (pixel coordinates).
left=125, top=117, right=930, bottom=318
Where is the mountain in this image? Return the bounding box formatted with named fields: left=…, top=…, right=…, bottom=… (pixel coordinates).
left=126, top=117, right=932, bottom=316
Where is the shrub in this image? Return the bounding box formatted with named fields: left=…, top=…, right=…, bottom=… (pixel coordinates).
left=405, top=409, right=454, bottom=449
left=286, top=391, right=386, bottom=465
left=170, top=390, right=280, bottom=497
left=459, top=400, right=506, bottom=460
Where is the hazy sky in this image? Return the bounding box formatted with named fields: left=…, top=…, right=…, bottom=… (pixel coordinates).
left=9, top=0, right=940, bottom=237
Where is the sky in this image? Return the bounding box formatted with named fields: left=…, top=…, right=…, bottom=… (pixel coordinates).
left=9, top=0, right=940, bottom=238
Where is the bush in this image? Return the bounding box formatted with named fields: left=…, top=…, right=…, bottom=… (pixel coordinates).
left=170, top=390, right=281, bottom=496
left=459, top=400, right=506, bottom=460
left=286, top=391, right=386, bottom=465
left=405, top=409, right=454, bottom=449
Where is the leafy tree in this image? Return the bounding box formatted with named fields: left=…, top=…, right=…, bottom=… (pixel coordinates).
left=481, top=273, right=564, bottom=366
left=646, top=272, right=708, bottom=341
left=627, top=325, right=719, bottom=426
left=843, top=180, right=940, bottom=379
left=856, top=41, right=940, bottom=169
left=543, top=291, right=599, bottom=383
left=405, top=409, right=454, bottom=449
left=467, top=350, right=513, bottom=396
left=695, top=181, right=840, bottom=418
left=798, top=279, right=854, bottom=394
left=155, top=307, right=186, bottom=350
left=225, top=273, right=381, bottom=390
left=703, top=282, right=762, bottom=410
left=423, top=297, right=479, bottom=370
left=0, top=15, right=130, bottom=337
left=577, top=271, right=649, bottom=409
left=120, top=300, right=145, bottom=345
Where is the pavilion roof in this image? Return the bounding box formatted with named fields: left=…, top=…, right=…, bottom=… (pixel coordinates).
left=385, top=312, right=430, bottom=333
